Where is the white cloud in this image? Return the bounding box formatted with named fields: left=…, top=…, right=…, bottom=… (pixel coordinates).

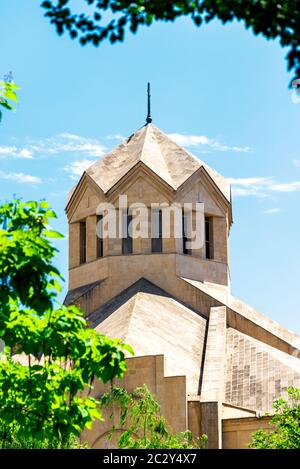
left=32, top=133, right=107, bottom=158
left=0, top=170, right=41, bottom=184
left=0, top=146, right=16, bottom=155
left=229, top=176, right=300, bottom=197
left=0, top=145, right=33, bottom=159
left=107, top=133, right=126, bottom=142
left=0, top=133, right=107, bottom=160
left=18, top=148, right=33, bottom=159
left=210, top=142, right=251, bottom=152
left=168, top=133, right=251, bottom=153
left=168, top=133, right=209, bottom=147
left=64, top=159, right=95, bottom=180
left=269, top=181, right=300, bottom=192
left=59, top=132, right=82, bottom=140
left=231, top=186, right=269, bottom=198
left=263, top=208, right=281, bottom=214
left=228, top=177, right=271, bottom=187
left=293, top=159, right=300, bottom=167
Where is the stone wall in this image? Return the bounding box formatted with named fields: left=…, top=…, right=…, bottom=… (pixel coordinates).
left=80, top=353, right=274, bottom=449
left=81, top=354, right=187, bottom=448
left=222, top=416, right=271, bottom=449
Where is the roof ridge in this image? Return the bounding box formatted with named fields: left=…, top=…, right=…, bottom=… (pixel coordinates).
left=122, top=294, right=138, bottom=340
left=139, top=124, right=150, bottom=155
left=150, top=125, right=179, bottom=187
left=150, top=125, right=201, bottom=187
left=141, top=124, right=175, bottom=186
left=151, top=124, right=204, bottom=165
left=149, top=125, right=231, bottom=200
left=181, top=277, right=300, bottom=354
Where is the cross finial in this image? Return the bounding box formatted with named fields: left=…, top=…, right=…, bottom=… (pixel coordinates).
left=146, top=82, right=152, bottom=124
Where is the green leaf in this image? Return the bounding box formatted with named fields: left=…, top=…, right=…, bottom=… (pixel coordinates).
left=122, top=343, right=135, bottom=356
left=4, top=88, right=18, bottom=103
left=6, top=83, right=20, bottom=91
left=41, top=1, right=52, bottom=9
left=43, top=230, right=64, bottom=238
left=0, top=100, right=13, bottom=110
left=45, top=209, right=58, bottom=219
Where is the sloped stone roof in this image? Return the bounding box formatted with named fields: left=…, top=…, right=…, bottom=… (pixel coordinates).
left=64, top=280, right=103, bottom=306
left=181, top=277, right=300, bottom=352
left=65, top=276, right=300, bottom=411
left=225, top=328, right=300, bottom=412
left=87, top=278, right=207, bottom=395
left=85, top=124, right=231, bottom=202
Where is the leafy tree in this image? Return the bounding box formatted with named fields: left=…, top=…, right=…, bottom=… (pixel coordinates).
left=249, top=387, right=300, bottom=449
left=0, top=79, right=19, bottom=122
left=41, top=1, right=300, bottom=83
left=0, top=424, right=83, bottom=449
left=101, top=384, right=208, bottom=449
left=0, top=199, right=133, bottom=448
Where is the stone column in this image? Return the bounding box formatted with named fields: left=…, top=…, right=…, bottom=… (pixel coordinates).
left=86, top=215, right=97, bottom=263
left=200, top=306, right=227, bottom=448
left=69, top=222, right=80, bottom=269
left=163, top=208, right=176, bottom=253
left=212, top=217, right=228, bottom=263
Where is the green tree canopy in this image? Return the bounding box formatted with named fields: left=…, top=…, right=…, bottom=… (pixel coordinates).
left=249, top=387, right=300, bottom=449
left=42, top=1, right=300, bottom=83
left=0, top=199, right=133, bottom=448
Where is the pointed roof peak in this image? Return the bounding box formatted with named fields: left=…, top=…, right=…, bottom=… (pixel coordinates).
left=84, top=123, right=231, bottom=203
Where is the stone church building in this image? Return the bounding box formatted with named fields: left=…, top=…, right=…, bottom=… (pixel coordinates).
left=65, top=121, right=300, bottom=448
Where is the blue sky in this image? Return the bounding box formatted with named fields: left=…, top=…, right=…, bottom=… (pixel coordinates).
left=1, top=1, right=300, bottom=333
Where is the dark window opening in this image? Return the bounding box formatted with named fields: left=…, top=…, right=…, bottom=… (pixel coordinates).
left=182, top=211, right=192, bottom=255
left=96, top=215, right=103, bottom=258
left=80, top=221, right=86, bottom=264
left=151, top=209, right=162, bottom=253
left=205, top=216, right=213, bottom=260
left=122, top=211, right=133, bottom=254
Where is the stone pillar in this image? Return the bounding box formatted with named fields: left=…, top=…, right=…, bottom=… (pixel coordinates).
left=200, top=306, right=227, bottom=448
left=212, top=217, right=228, bottom=263
left=200, top=402, right=220, bottom=448
left=69, top=222, right=80, bottom=269
left=188, top=399, right=201, bottom=439
left=106, top=208, right=122, bottom=256
left=163, top=209, right=176, bottom=253
left=131, top=205, right=147, bottom=254
left=191, top=209, right=204, bottom=258
left=86, top=215, right=97, bottom=263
